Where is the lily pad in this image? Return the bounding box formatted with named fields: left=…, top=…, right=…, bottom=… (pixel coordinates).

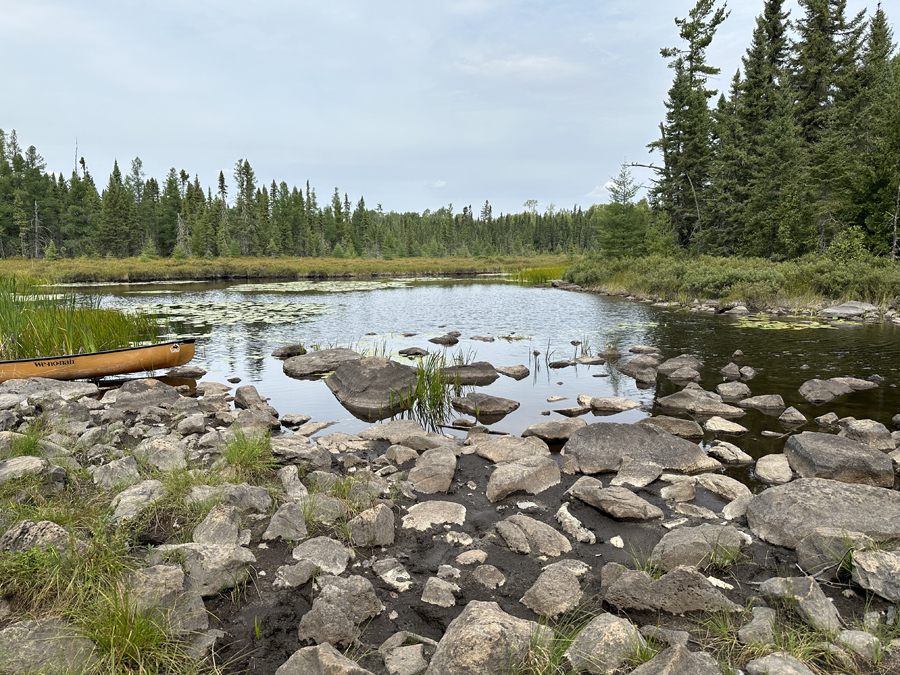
left=734, top=316, right=838, bottom=330
left=134, top=300, right=333, bottom=326
left=228, top=280, right=411, bottom=293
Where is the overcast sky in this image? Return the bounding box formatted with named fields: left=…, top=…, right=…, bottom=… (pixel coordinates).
left=0, top=0, right=893, bottom=215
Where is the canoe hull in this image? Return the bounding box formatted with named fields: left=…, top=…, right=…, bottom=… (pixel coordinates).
left=0, top=340, right=196, bottom=382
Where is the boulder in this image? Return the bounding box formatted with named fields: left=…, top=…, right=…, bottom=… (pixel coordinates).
left=708, top=440, right=753, bottom=464
left=778, top=407, right=807, bottom=425
left=602, top=563, right=742, bottom=614
left=125, top=565, right=208, bottom=634
left=746, top=653, right=816, bottom=675
left=799, top=378, right=854, bottom=404
left=407, top=448, right=457, bottom=493
left=91, top=455, right=141, bottom=491
left=275, top=643, right=374, bottom=675
left=0, top=520, right=83, bottom=556
left=263, top=502, right=310, bottom=543
left=0, top=377, right=98, bottom=400
left=759, top=576, right=841, bottom=634
left=561, top=422, right=721, bottom=475
left=522, top=417, right=587, bottom=443
left=0, top=618, right=98, bottom=675
left=755, top=454, right=793, bottom=484
left=149, top=543, right=256, bottom=597
left=325, top=357, right=417, bottom=419
left=451, top=393, right=519, bottom=423
left=111, top=479, right=166, bottom=521
left=297, top=575, right=382, bottom=647
left=796, top=527, right=874, bottom=580
left=193, top=504, right=242, bottom=545
left=851, top=549, right=900, bottom=602
left=657, top=354, right=703, bottom=376
left=271, top=343, right=307, bottom=359
left=496, top=365, right=530, bottom=380
left=737, top=395, right=785, bottom=410
left=113, top=378, right=181, bottom=412
left=283, top=348, right=362, bottom=379
left=520, top=559, right=589, bottom=618
left=495, top=514, right=571, bottom=556
left=703, top=416, right=747, bottom=435
left=475, top=436, right=549, bottom=463
left=746, top=478, right=900, bottom=548
left=440, top=361, right=499, bottom=385
left=838, top=419, right=894, bottom=451
left=347, top=504, right=395, bottom=547
left=424, top=601, right=543, bottom=675
left=822, top=301, right=877, bottom=318
left=636, top=415, right=703, bottom=439
left=564, top=613, right=642, bottom=675
left=569, top=478, right=663, bottom=521
left=486, top=455, right=560, bottom=502
left=784, top=432, right=893, bottom=487
left=628, top=645, right=721, bottom=675
left=650, top=524, right=746, bottom=572
left=716, top=381, right=750, bottom=399
left=292, top=536, right=353, bottom=575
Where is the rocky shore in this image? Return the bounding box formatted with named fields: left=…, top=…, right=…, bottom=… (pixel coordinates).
left=0, top=342, right=899, bottom=675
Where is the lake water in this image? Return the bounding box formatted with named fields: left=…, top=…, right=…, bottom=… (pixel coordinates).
left=92, top=276, right=900, bottom=490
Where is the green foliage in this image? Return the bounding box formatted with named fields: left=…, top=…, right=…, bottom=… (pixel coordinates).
left=221, top=428, right=278, bottom=484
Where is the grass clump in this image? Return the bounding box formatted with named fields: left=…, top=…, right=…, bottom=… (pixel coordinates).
left=0, top=416, right=49, bottom=459
left=514, top=266, right=568, bottom=285
left=0, top=275, right=160, bottom=360
left=510, top=606, right=597, bottom=675
left=221, top=428, right=278, bottom=484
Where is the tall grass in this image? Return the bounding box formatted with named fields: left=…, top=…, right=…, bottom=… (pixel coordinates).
left=0, top=276, right=160, bottom=360
left=563, top=254, right=900, bottom=309
left=514, top=266, right=568, bottom=285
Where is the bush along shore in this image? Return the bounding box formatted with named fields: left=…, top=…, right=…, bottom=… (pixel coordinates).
left=562, top=255, right=900, bottom=320
left=1, top=343, right=900, bottom=675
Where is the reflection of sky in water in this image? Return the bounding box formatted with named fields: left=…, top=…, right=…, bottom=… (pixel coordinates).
left=87, top=277, right=900, bottom=490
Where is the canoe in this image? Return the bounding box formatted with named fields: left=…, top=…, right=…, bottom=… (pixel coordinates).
left=0, top=339, right=196, bottom=383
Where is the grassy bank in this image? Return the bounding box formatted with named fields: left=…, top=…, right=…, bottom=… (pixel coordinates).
left=0, top=255, right=576, bottom=284
left=563, top=254, right=900, bottom=310
left=0, top=277, right=161, bottom=360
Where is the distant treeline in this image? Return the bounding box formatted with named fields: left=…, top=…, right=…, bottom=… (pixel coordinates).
left=0, top=135, right=602, bottom=261
left=643, top=0, right=900, bottom=261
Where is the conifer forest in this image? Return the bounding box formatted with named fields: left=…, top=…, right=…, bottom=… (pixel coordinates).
left=0, top=0, right=897, bottom=264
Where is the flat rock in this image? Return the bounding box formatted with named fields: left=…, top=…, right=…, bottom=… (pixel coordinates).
left=602, top=563, right=742, bottom=614
left=755, top=454, right=793, bottom=484
left=838, top=419, right=894, bottom=451
left=668, top=366, right=701, bottom=381
left=630, top=344, right=660, bottom=354
left=746, top=653, right=816, bottom=675
left=0, top=455, right=66, bottom=487
left=784, top=432, right=893, bottom=487
left=738, top=395, right=785, bottom=410
left=716, top=381, right=751, bottom=399
left=650, top=524, right=746, bottom=572
left=114, top=378, right=181, bottom=411
left=187, top=482, right=272, bottom=514
left=421, top=577, right=459, bottom=607
left=91, top=455, right=140, bottom=491
left=746, top=478, right=900, bottom=548
left=636, top=415, right=703, bottom=439
left=822, top=301, right=877, bottom=318
left=629, top=645, right=721, bottom=675
left=325, top=357, right=417, bottom=419
left=398, top=346, right=428, bottom=356
left=831, top=376, right=878, bottom=391
left=475, top=436, right=548, bottom=463
left=708, top=440, right=753, bottom=464
left=496, top=365, right=530, bottom=380
left=569, top=478, right=663, bottom=521
left=561, top=422, right=721, bottom=475
left=125, top=565, right=208, bottom=634
left=0, top=377, right=98, bottom=400
left=584, top=396, right=642, bottom=413
left=441, top=361, right=499, bottom=385
left=111, top=479, right=166, bottom=521
left=424, top=601, right=542, bottom=675
left=149, top=543, right=256, bottom=597
left=283, top=348, right=362, bottom=379
left=703, top=416, right=747, bottom=435
left=357, top=420, right=426, bottom=444
left=451, top=392, right=520, bottom=422
left=696, top=473, right=752, bottom=501
left=402, top=501, right=466, bottom=531
left=521, top=417, right=587, bottom=443
left=292, top=536, right=353, bottom=575
left=297, top=575, right=382, bottom=647
left=0, top=618, right=98, bottom=675
left=796, top=527, right=874, bottom=580
left=495, top=514, right=571, bottom=557
left=486, top=455, right=560, bottom=502
left=610, top=457, right=663, bottom=488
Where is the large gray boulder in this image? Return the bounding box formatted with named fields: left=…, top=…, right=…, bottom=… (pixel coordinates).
left=798, top=378, right=854, bottom=404
left=486, top=455, right=560, bottom=502
left=440, top=361, right=499, bottom=385
left=602, top=563, right=741, bottom=614
left=0, top=377, right=98, bottom=401
left=325, top=357, right=417, bottom=419
left=759, top=576, right=842, bottom=634
left=746, top=478, right=900, bottom=548
left=522, top=417, right=587, bottom=443
left=424, top=601, right=544, bottom=675
left=561, top=422, right=721, bottom=475
left=357, top=419, right=427, bottom=444
left=283, top=348, right=362, bottom=379
left=520, top=559, right=589, bottom=619
left=822, top=301, right=877, bottom=318
left=275, top=643, right=374, bottom=675
left=0, top=618, right=98, bottom=675
left=0, top=456, right=66, bottom=488
left=657, top=354, right=703, bottom=375
left=784, top=432, right=894, bottom=487
left=114, top=378, right=181, bottom=411
left=838, top=419, right=894, bottom=451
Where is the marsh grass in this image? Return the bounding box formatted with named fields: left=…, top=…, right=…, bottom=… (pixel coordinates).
left=509, top=605, right=598, bottom=675
left=0, top=276, right=160, bottom=360
left=1, top=416, right=49, bottom=459
left=514, top=266, right=568, bottom=285
left=221, top=428, right=278, bottom=485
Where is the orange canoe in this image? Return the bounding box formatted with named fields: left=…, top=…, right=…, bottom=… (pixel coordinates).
left=0, top=339, right=196, bottom=382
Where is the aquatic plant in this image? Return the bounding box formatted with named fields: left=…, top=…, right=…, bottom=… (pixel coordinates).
left=0, top=276, right=160, bottom=360
left=514, top=266, right=568, bottom=285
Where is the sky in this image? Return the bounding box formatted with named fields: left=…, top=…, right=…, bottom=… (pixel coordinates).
left=0, top=0, right=894, bottom=215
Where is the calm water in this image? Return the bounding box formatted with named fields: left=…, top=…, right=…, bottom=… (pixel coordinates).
left=92, top=277, right=900, bottom=490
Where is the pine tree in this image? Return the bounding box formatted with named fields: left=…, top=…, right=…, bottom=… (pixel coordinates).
left=649, top=0, right=729, bottom=250
left=97, top=161, right=135, bottom=257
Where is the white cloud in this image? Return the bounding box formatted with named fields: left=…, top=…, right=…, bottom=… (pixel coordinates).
left=586, top=182, right=613, bottom=200
left=430, top=180, right=448, bottom=189
left=455, top=53, right=584, bottom=80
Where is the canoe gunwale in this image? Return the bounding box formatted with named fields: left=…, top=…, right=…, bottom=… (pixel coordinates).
left=0, top=339, right=196, bottom=366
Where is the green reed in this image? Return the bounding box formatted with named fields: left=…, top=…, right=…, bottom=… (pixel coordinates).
left=514, top=266, right=568, bottom=285
left=0, top=276, right=161, bottom=360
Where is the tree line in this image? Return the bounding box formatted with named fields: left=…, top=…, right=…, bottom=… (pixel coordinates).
left=641, top=0, right=900, bottom=262
left=0, top=133, right=603, bottom=261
